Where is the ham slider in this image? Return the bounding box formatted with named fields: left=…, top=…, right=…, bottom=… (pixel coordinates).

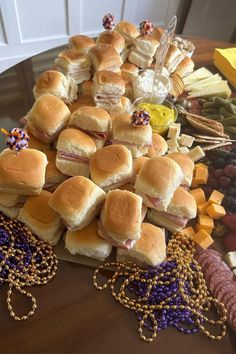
left=0, top=148, right=47, bottom=195
left=129, top=35, right=159, bottom=68
left=26, top=94, right=71, bottom=143
left=68, top=35, right=95, bottom=54
left=97, top=30, right=125, bottom=55
left=89, top=144, right=133, bottom=191
left=98, top=189, right=142, bottom=249
left=168, top=152, right=194, bottom=189
left=114, top=21, right=140, bottom=46
left=116, top=223, right=166, bottom=266
left=0, top=192, right=26, bottom=219
left=33, top=70, right=78, bottom=103
left=18, top=190, right=64, bottom=245
left=135, top=156, right=184, bottom=211
left=65, top=219, right=112, bottom=261
left=56, top=128, right=96, bottom=178
left=111, top=113, right=152, bottom=158
left=147, top=187, right=197, bottom=233
left=49, top=176, right=106, bottom=231
left=69, top=106, right=111, bottom=149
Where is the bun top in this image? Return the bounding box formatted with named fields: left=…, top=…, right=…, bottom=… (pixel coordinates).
left=93, top=70, right=125, bottom=95
left=68, top=35, right=95, bottom=53
left=134, top=35, right=159, bottom=56
left=0, top=148, right=47, bottom=195
left=89, top=144, right=133, bottom=187
left=114, top=21, right=140, bottom=44
left=22, top=190, right=60, bottom=226
left=164, top=44, right=182, bottom=67
left=57, top=50, right=90, bottom=65
left=112, top=114, right=152, bottom=146
left=146, top=133, right=168, bottom=157
left=136, top=222, right=166, bottom=254
left=121, top=62, right=139, bottom=79
left=151, top=27, right=164, bottom=41
left=56, top=128, right=96, bottom=157
left=167, top=187, right=197, bottom=219
left=26, top=94, right=71, bottom=134
left=175, top=57, right=195, bottom=77
left=33, top=70, right=68, bottom=99
left=97, top=31, right=125, bottom=53
left=101, top=189, right=142, bottom=240
left=69, top=106, right=111, bottom=133
left=89, top=44, right=122, bottom=71
left=167, top=152, right=194, bottom=187
left=135, top=156, right=184, bottom=199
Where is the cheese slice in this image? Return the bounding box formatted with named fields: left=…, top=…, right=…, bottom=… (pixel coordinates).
left=183, top=67, right=213, bottom=86
left=185, top=74, right=222, bottom=91
left=188, top=81, right=231, bottom=98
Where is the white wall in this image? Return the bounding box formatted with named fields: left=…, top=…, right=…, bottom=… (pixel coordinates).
left=0, top=0, right=181, bottom=72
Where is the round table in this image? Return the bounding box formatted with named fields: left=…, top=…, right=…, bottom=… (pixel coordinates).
left=0, top=37, right=236, bottom=354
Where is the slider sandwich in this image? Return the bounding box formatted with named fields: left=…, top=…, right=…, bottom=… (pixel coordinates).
left=26, top=94, right=71, bottom=143
left=89, top=144, right=133, bottom=191
left=33, top=70, right=78, bottom=103
left=98, top=189, right=142, bottom=249
left=135, top=156, right=184, bottom=211
left=147, top=187, right=197, bottom=233
left=111, top=114, right=152, bottom=158
left=0, top=148, right=47, bottom=195
left=174, top=57, right=194, bottom=78
left=164, top=44, right=186, bottom=74
left=168, top=152, right=194, bottom=189
left=93, top=70, right=125, bottom=113
left=117, top=223, right=166, bottom=267
left=49, top=176, right=106, bottom=231
left=129, top=35, right=159, bottom=68
left=114, top=21, right=140, bottom=46
left=89, top=44, right=122, bottom=74
left=65, top=219, right=112, bottom=261
left=56, top=50, right=91, bottom=84
left=0, top=192, right=26, bottom=219
left=68, top=35, right=95, bottom=54
left=18, top=190, right=64, bottom=245
left=151, top=26, right=164, bottom=41
left=44, top=151, right=68, bottom=192
left=69, top=106, right=111, bottom=149
left=146, top=132, right=168, bottom=158
left=96, top=30, right=126, bottom=59
left=56, top=128, right=96, bottom=177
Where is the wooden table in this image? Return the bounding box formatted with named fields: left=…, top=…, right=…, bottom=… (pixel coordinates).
left=0, top=37, right=236, bottom=354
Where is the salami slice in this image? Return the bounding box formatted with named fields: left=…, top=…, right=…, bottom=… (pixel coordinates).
left=228, top=302, right=236, bottom=327
left=205, top=263, right=219, bottom=283
left=197, top=249, right=222, bottom=263
left=215, top=283, right=236, bottom=300
left=200, top=257, right=220, bottom=273
left=225, top=295, right=236, bottom=314
left=209, top=270, right=234, bottom=294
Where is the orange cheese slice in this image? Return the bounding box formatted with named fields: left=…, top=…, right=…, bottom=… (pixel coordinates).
left=206, top=203, right=226, bottom=220
left=208, top=190, right=224, bottom=205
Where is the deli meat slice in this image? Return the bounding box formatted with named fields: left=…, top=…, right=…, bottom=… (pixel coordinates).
left=98, top=221, right=135, bottom=249
left=152, top=210, right=188, bottom=227
left=58, top=151, right=89, bottom=164
left=145, top=195, right=163, bottom=209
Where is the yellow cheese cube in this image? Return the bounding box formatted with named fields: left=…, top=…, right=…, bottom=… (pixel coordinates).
left=198, top=214, right=214, bottom=234
left=206, top=204, right=226, bottom=220
left=190, top=188, right=206, bottom=205
left=193, top=229, right=214, bottom=249
left=180, top=226, right=195, bottom=237
left=194, top=167, right=209, bottom=185
left=197, top=202, right=209, bottom=215
left=208, top=190, right=224, bottom=205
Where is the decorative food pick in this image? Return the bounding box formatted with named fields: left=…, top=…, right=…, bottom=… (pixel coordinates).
left=1, top=127, right=29, bottom=152
left=93, top=232, right=227, bottom=342
left=139, top=20, right=154, bottom=36
left=131, top=110, right=150, bottom=127
left=0, top=213, right=58, bottom=320
left=103, top=13, right=115, bottom=31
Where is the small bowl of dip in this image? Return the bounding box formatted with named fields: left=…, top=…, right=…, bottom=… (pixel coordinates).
left=133, top=96, right=178, bottom=135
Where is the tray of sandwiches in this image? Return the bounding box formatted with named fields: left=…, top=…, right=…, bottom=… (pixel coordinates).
left=0, top=13, right=236, bottom=343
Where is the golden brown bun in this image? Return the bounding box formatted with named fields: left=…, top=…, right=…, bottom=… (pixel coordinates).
left=89, top=44, right=122, bottom=71
left=164, top=44, right=182, bottom=68
left=33, top=70, right=67, bottom=98
left=135, top=156, right=184, bottom=210
left=167, top=152, right=194, bottom=187
left=101, top=189, right=142, bottom=240
left=174, top=57, right=195, bottom=78
left=65, top=219, right=112, bottom=261
left=57, top=50, right=89, bottom=65
left=117, top=223, right=166, bottom=266
left=27, top=133, right=51, bottom=152
left=69, top=35, right=95, bottom=53
left=69, top=106, right=111, bottom=133
left=128, top=49, right=153, bottom=68
left=0, top=149, right=47, bottom=195
left=67, top=94, right=95, bottom=114
left=49, top=176, right=106, bottom=230
left=96, top=31, right=125, bottom=54
left=121, top=62, right=139, bottom=79
left=45, top=151, right=67, bottom=185
left=89, top=144, right=133, bottom=189
left=146, top=133, right=168, bottom=157
left=78, top=80, right=94, bottom=95
left=114, top=21, right=140, bottom=44
left=134, top=35, right=159, bottom=56
left=26, top=94, right=71, bottom=135
left=93, top=70, right=125, bottom=95
left=151, top=27, right=164, bottom=41
left=56, top=128, right=96, bottom=157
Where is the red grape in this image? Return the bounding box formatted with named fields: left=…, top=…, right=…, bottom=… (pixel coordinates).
left=214, top=169, right=224, bottom=178
left=219, top=176, right=231, bottom=188
left=224, top=164, right=236, bottom=177
left=223, top=232, right=236, bottom=252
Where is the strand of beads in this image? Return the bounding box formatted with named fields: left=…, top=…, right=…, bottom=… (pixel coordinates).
left=0, top=213, right=58, bottom=320
left=93, top=233, right=227, bottom=342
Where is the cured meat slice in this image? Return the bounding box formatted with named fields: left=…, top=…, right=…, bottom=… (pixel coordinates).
left=200, top=257, right=219, bottom=272
left=229, top=306, right=236, bottom=330
left=215, top=283, right=236, bottom=300
left=204, top=263, right=219, bottom=283
left=209, top=270, right=234, bottom=294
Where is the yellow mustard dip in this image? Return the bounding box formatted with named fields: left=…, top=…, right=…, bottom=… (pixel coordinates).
left=136, top=102, right=175, bottom=135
